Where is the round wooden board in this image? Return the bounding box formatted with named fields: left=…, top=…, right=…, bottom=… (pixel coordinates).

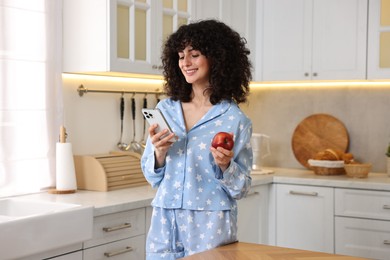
left=291, top=114, right=349, bottom=168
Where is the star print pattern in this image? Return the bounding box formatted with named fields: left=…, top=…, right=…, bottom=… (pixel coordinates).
left=146, top=207, right=238, bottom=258
left=141, top=99, right=253, bottom=211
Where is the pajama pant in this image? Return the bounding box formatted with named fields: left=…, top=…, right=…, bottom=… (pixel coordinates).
left=146, top=207, right=238, bottom=259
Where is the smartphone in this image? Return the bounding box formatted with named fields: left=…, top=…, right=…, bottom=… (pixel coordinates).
left=142, top=108, right=176, bottom=142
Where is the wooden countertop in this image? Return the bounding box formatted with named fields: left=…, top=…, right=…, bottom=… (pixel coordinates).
left=182, top=242, right=368, bottom=260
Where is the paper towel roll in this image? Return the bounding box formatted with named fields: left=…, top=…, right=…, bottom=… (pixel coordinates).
left=56, top=142, right=77, bottom=191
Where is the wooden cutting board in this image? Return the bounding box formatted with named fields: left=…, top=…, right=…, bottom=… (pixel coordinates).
left=292, top=114, right=349, bottom=168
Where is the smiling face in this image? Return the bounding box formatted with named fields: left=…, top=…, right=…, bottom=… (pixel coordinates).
left=178, top=45, right=210, bottom=87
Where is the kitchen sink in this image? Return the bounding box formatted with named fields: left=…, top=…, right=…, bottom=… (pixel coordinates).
left=0, top=198, right=81, bottom=218
left=0, top=198, right=93, bottom=259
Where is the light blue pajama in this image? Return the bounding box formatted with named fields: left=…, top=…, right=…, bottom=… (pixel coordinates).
left=146, top=207, right=237, bottom=259
left=141, top=98, right=252, bottom=259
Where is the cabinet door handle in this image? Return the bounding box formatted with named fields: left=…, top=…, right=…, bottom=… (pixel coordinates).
left=383, top=205, right=390, bottom=210
left=289, top=190, right=318, bottom=196
left=102, top=222, right=132, bottom=232
left=104, top=246, right=133, bottom=257
left=304, top=72, right=309, bottom=77
left=384, top=240, right=390, bottom=245
left=246, top=191, right=260, bottom=197
left=313, top=72, right=318, bottom=77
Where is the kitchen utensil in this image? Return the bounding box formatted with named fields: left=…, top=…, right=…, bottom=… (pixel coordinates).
left=140, top=94, right=148, bottom=149
left=117, top=95, right=129, bottom=151
left=130, top=96, right=142, bottom=154
left=292, top=113, right=349, bottom=169
left=251, top=133, right=271, bottom=170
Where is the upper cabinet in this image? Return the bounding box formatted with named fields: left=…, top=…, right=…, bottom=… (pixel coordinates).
left=367, top=0, right=390, bottom=79
left=63, top=0, right=387, bottom=81
left=258, top=0, right=368, bottom=81
left=63, top=0, right=193, bottom=76
left=192, top=0, right=256, bottom=73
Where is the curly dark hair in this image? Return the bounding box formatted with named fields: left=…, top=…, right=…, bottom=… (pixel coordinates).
left=161, top=19, right=252, bottom=105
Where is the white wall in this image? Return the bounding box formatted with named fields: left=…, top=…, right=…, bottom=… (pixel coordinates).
left=62, top=74, right=165, bottom=155
left=242, top=84, right=390, bottom=172
left=63, top=75, right=390, bottom=173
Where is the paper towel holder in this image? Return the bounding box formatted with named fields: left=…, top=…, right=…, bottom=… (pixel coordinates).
left=48, top=126, right=77, bottom=194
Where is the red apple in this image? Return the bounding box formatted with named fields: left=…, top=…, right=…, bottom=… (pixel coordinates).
left=211, top=132, right=234, bottom=150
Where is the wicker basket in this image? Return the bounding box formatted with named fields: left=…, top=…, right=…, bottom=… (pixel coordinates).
left=344, top=163, right=371, bottom=178
left=308, top=159, right=345, bottom=176
left=311, top=166, right=345, bottom=175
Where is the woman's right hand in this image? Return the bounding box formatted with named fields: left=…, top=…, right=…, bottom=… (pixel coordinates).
left=148, top=124, right=176, bottom=168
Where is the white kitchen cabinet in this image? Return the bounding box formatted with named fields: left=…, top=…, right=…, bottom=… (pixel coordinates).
left=83, top=208, right=146, bottom=260
left=145, top=206, right=152, bottom=235
left=237, top=184, right=269, bottom=244
left=274, top=184, right=334, bottom=253
left=84, top=235, right=145, bottom=260
left=47, top=251, right=83, bottom=260
left=18, top=244, right=83, bottom=260
left=259, top=0, right=367, bottom=81
left=192, top=0, right=256, bottom=67
left=335, top=188, right=390, bottom=259
left=367, top=0, right=390, bottom=79
left=63, top=0, right=193, bottom=76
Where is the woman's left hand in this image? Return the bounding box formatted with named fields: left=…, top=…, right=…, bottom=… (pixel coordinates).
left=210, top=146, right=234, bottom=172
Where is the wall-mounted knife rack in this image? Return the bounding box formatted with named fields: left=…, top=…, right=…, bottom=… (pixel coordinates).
left=77, top=84, right=164, bottom=97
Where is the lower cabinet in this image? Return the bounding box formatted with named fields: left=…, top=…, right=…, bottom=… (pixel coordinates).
left=83, top=235, right=145, bottom=260
left=21, top=181, right=390, bottom=260
left=83, top=208, right=146, bottom=260
left=47, top=251, right=82, bottom=260
left=18, top=244, right=83, bottom=260
left=335, top=188, right=390, bottom=260
left=237, top=184, right=269, bottom=244
left=335, top=217, right=390, bottom=260
left=273, top=184, right=334, bottom=253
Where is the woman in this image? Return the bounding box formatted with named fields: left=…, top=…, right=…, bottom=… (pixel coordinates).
left=141, top=19, right=253, bottom=259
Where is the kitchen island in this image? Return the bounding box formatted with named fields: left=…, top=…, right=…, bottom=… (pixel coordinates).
left=182, top=242, right=368, bottom=260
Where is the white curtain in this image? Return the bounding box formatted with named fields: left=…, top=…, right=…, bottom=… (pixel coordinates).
left=0, top=0, right=63, bottom=197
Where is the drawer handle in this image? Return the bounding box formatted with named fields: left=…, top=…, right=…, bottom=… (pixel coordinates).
left=289, top=190, right=318, bottom=196
left=102, top=222, right=132, bottom=232
left=384, top=240, right=390, bottom=245
left=104, top=246, right=133, bottom=257
left=383, top=205, right=390, bottom=210
left=246, top=191, right=260, bottom=197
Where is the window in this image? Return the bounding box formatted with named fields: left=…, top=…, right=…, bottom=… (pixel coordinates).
left=0, top=0, right=62, bottom=197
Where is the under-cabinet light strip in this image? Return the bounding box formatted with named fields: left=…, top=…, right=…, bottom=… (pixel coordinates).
left=250, top=80, right=390, bottom=88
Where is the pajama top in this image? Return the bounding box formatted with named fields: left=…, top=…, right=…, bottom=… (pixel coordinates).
left=141, top=98, right=253, bottom=211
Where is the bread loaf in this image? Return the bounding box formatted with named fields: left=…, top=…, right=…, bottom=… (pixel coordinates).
left=314, top=149, right=342, bottom=160
left=342, top=153, right=354, bottom=164
left=313, top=149, right=354, bottom=163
